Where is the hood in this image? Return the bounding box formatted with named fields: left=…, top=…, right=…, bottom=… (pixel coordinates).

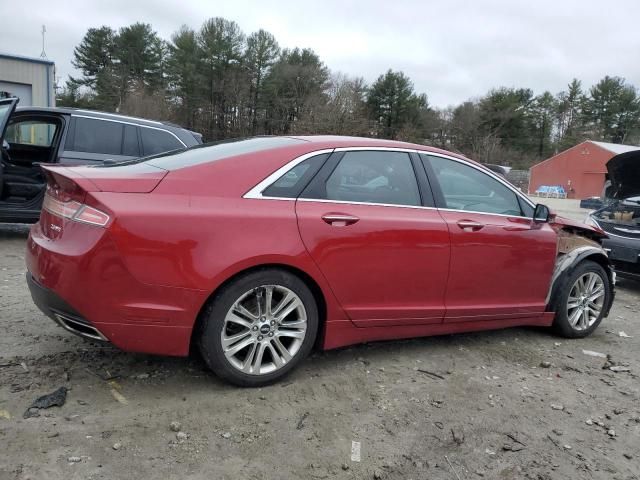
left=551, top=214, right=607, bottom=240
left=606, top=150, right=640, bottom=199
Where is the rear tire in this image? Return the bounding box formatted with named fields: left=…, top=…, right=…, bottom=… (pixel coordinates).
left=198, top=269, right=318, bottom=387
left=551, top=260, right=611, bottom=338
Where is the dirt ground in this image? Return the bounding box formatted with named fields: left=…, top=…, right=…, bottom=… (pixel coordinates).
left=1, top=202, right=639, bottom=480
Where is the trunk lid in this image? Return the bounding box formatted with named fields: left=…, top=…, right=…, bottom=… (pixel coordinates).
left=42, top=162, right=168, bottom=193
left=606, top=150, right=640, bottom=199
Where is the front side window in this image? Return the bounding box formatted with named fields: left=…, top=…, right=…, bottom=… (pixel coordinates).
left=6, top=119, right=58, bottom=147
left=322, top=151, right=421, bottom=206
left=426, top=155, right=523, bottom=216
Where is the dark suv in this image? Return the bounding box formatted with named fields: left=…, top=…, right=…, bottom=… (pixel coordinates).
left=0, top=98, right=202, bottom=223
left=585, top=150, right=640, bottom=279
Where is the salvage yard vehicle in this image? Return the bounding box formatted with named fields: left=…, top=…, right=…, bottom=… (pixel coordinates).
left=585, top=150, right=640, bottom=279
left=23, top=135, right=615, bottom=386
left=0, top=98, right=202, bottom=223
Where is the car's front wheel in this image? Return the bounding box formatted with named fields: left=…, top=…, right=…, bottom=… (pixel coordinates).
left=551, top=260, right=611, bottom=338
left=199, top=269, right=318, bottom=387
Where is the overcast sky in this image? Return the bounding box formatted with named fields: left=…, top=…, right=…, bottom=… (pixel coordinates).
left=2, top=0, right=639, bottom=107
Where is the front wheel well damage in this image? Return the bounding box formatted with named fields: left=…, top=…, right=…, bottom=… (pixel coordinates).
left=546, top=229, right=614, bottom=317
left=188, top=263, right=327, bottom=355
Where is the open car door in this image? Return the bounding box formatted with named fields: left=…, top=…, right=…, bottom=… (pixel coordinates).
left=0, top=98, right=19, bottom=142
left=0, top=98, right=19, bottom=198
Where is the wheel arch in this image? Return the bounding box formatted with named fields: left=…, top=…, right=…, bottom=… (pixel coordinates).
left=189, top=263, right=328, bottom=353
left=546, top=246, right=614, bottom=316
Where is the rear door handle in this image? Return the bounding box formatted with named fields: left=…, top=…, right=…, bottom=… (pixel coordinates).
left=457, top=220, right=484, bottom=231
left=321, top=214, right=360, bottom=226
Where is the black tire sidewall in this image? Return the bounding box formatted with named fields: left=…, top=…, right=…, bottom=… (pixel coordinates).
left=552, top=260, right=610, bottom=338
left=199, top=269, right=319, bottom=387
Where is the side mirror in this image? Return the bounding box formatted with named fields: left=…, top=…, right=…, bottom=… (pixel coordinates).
left=533, top=203, right=550, bottom=223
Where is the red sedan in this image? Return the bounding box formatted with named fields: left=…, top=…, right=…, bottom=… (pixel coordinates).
left=26, top=136, right=615, bottom=386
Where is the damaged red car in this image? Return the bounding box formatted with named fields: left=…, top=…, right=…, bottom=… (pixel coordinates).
left=23, top=136, right=615, bottom=386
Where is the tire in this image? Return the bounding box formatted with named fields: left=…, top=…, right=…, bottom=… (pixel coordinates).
left=550, top=260, right=611, bottom=338
left=198, top=268, right=319, bottom=387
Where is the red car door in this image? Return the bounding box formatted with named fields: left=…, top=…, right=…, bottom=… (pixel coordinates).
left=296, top=150, right=451, bottom=327
left=422, top=154, right=557, bottom=321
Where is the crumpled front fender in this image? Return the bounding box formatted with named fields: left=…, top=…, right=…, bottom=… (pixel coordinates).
left=546, top=244, right=615, bottom=317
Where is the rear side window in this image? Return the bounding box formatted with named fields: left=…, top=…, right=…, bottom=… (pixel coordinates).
left=71, top=117, right=124, bottom=155
left=140, top=128, right=184, bottom=156
left=320, top=151, right=421, bottom=207
left=262, top=154, right=329, bottom=198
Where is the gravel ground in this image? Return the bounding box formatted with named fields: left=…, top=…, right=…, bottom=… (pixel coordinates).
left=1, top=213, right=639, bottom=480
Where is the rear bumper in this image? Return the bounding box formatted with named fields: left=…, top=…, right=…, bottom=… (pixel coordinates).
left=27, top=273, right=108, bottom=342
left=25, top=221, right=207, bottom=356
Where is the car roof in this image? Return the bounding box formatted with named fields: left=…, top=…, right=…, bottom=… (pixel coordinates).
left=14, top=106, right=188, bottom=131
left=287, top=135, right=471, bottom=161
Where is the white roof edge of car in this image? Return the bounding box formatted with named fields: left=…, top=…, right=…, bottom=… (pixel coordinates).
left=73, top=109, right=164, bottom=126
left=590, top=140, right=640, bottom=155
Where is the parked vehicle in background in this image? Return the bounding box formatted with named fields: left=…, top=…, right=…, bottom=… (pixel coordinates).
left=0, top=98, right=202, bottom=223
left=580, top=197, right=604, bottom=210
left=25, top=135, right=615, bottom=386
left=585, top=150, right=640, bottom=279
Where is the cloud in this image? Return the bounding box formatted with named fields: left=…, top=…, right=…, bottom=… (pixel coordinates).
left=2, top=0, right=639, bottom=107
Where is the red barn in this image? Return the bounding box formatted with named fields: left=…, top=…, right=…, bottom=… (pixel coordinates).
left=529, top=140, right=640, bottom=199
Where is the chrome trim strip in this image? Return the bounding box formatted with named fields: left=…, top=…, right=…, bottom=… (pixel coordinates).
left=243, top=145, right=535, bottom=215
left=243, top=149, right=334, bottom=199
left=333, top=146, right=418, bottom=154
left=591, top=217, right=640, bottom=239
left=74, top=109, right=164, bottom=125
left=437, top=207, right=531, bottom=220
left=71, top=114, right=187, bottom=148
left=601, top=230, right=640, bottom=240
left=613, top=226, right=640, bottom=234
left=296, top=197, right=436, bottom=210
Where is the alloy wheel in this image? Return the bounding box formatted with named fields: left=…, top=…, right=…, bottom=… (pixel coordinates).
left=221, top=285, right=308, bottom=375
left=566, top=272, right=605, bottom=331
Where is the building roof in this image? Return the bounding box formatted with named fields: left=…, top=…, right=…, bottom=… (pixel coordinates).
left=589, top=141, right=640, bottom=155
left=0, top=52, right=55, bottom=66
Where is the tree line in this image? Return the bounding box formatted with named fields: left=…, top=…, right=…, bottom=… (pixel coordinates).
left=58, top=18, right=640, bottom=169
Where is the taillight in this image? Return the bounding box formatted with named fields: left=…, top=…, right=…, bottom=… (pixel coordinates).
left=43, top=193, right=110, bottom=227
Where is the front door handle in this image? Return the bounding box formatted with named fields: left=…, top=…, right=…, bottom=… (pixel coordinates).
left=321, top=214, right=360, bottom=226
left=457, top=219, right=484, bottom=231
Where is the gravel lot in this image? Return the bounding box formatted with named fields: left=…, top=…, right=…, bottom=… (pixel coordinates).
left=1, top=201, right=639, bottom=480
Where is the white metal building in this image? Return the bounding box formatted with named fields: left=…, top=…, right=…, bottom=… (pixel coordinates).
left=0, top=53, right=55, bottom=107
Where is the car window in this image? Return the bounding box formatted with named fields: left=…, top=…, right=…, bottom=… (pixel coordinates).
left=262, top=153, right=329, bottom=198
left=6, top=120, right=58, bottom=147
left=427, top=155, right=523, bottom=216
left=71, top=117, right=124, bottom=155
left=140, top=128, right=183, bottom=156
left=98, top=137, right=305, bottom=169
left=323, top=151, right=421, bottom=206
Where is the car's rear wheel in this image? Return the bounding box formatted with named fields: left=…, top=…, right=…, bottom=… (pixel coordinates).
left=551, top=260, right=611, bottom=338
left=198, top=269, right=318, bottom=387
